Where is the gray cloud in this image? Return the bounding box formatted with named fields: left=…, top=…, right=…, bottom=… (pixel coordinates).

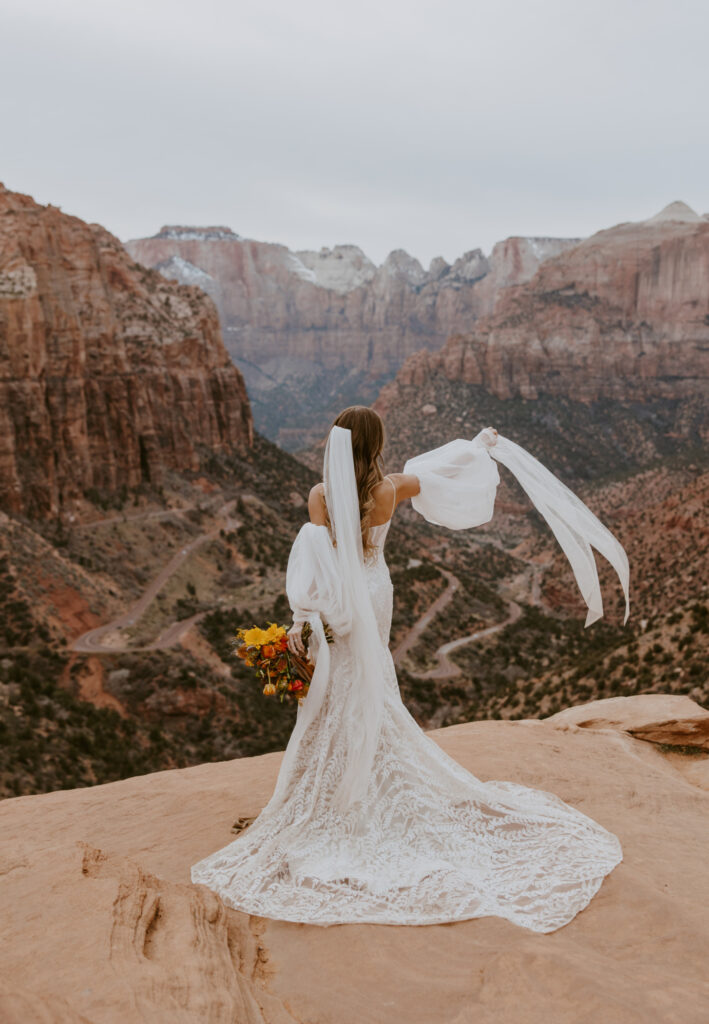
left=2, top=0, right=707, bottom=266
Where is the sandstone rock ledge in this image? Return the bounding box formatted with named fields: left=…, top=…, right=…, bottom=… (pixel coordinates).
left=1, top=695, right=708, bottom=1024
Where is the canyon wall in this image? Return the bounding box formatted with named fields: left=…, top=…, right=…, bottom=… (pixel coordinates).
left=126, top=228, right=579, bottom=447
left=381, top=202, right=709, bottom=406
left=0, top=185, right=253, bottom=519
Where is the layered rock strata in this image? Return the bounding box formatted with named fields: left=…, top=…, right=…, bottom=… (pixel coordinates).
left=126, top=227, right=578, bottom=446
left=0, top=186, right=253, bottom=518
left=381, top=202, right=709, bottom=406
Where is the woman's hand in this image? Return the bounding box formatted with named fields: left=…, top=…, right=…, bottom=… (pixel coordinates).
left=287, top=621, right=306, bottom=657
left=480, top=426, right=498, bottom=447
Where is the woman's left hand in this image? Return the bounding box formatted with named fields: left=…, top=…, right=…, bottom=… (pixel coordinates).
left=287, top=622, right=306, bottom=657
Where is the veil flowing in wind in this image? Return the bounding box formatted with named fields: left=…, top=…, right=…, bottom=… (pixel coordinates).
left=191, top=425, right=625, bottom=931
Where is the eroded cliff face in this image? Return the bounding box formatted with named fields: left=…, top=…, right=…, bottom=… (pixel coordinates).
left=125, top=228, right=579, bottom=447
left=0, top=186, right=253, bottom=519
left=382, top=203, right=709, bottom=406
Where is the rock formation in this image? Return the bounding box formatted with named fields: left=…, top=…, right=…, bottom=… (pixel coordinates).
left=1, top=695, right=707, bottom=1023
left=380, top=202, right=709, bottom=406
left=125, top=227, right=579, bottom=447
left=0, top=185, right=253, bottom=519
left=547, top=693, right=709, bottom=749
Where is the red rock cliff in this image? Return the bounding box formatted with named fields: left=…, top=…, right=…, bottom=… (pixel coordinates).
left=0, top=185, right=253, bottom=519
left=383, top=203, right=709, bottom=405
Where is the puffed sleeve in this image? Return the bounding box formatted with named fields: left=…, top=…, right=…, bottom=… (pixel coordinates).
left=285, top=522, right=352, bottom=636
left=403, top=429, right=500, bottom=530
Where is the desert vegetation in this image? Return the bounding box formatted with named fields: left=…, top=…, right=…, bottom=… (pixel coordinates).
left=1, top=406, right=707, bottom=798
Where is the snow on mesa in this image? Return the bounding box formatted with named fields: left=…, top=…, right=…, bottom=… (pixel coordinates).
left=285, top=253, right=319, bottom=285
left=294, top=245, right=377, bottom=293
left=155, top=256, right=216, bottom=289
left=155, top=226, right=242, bottom=242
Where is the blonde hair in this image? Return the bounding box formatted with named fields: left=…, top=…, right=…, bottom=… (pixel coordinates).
left=328, top=406, right=385, bottom=558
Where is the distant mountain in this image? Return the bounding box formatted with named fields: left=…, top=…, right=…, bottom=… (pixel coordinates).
left=0, top=186, right=253, bottom=520
left=379, top=202, right=709, bottom=410
left=125, top=227, right=580, bottom=448
left=376, top=201, right=709, bottom=481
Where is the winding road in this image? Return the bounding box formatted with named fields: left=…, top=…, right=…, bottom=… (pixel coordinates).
left=73, top=504, right=198, bottom=532
left=71, top=500, right=549, bottom=679
left=391, top=570, right=460, bottom=666
left=393, top=559, right=549, bottom=681
left=71, top=502, right=239, bottom=654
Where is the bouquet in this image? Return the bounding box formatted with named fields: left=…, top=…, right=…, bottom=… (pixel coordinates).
left=232, top=621, right=331, bottom=704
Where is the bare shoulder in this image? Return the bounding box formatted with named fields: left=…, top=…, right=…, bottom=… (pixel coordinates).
left=308, top=482, right=327, bottom=525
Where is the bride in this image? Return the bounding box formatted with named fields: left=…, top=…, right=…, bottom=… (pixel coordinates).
left=191, top=406, right=629, bottom=932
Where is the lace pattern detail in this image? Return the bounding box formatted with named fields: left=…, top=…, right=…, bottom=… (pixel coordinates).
left=191, top=521, right=622, bottom=931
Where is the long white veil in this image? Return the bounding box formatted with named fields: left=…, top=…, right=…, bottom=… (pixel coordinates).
left=322, top=425, right=386, bottom=811
left=274, top=425, right=386, bottom=820
left=489, top=436, right=630, bottom=627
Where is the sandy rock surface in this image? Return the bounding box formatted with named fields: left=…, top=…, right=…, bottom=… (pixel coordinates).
left=1, top=696, right=708, bottom=1023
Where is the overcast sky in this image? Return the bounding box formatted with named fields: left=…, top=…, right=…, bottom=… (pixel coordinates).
left=2, top=0, right=708, bottom=267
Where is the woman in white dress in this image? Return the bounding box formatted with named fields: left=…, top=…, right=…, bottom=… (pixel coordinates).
left=191, top=406, right=629, bottom=932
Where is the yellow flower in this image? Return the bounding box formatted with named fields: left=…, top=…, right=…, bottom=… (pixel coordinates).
left=262, top=622, right=286, bottom=643
left=242, top=626, right=268, bottom=647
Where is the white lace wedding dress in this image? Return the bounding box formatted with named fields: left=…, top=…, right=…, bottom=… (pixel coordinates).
left=191, top=430, right=627, bottom=932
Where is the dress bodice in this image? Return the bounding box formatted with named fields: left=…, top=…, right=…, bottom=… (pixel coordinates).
left=363, top=518, right=394, bottom=646
left=368, top=518, right=393, bottom=550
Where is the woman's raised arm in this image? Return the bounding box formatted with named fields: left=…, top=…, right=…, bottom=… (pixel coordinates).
left=385, top=473, right=420, bottom=508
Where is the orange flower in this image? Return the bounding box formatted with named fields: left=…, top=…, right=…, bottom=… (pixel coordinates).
left=261, top=644, right=276, bottom=659
left=263, top=682, right=276, bottom=696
